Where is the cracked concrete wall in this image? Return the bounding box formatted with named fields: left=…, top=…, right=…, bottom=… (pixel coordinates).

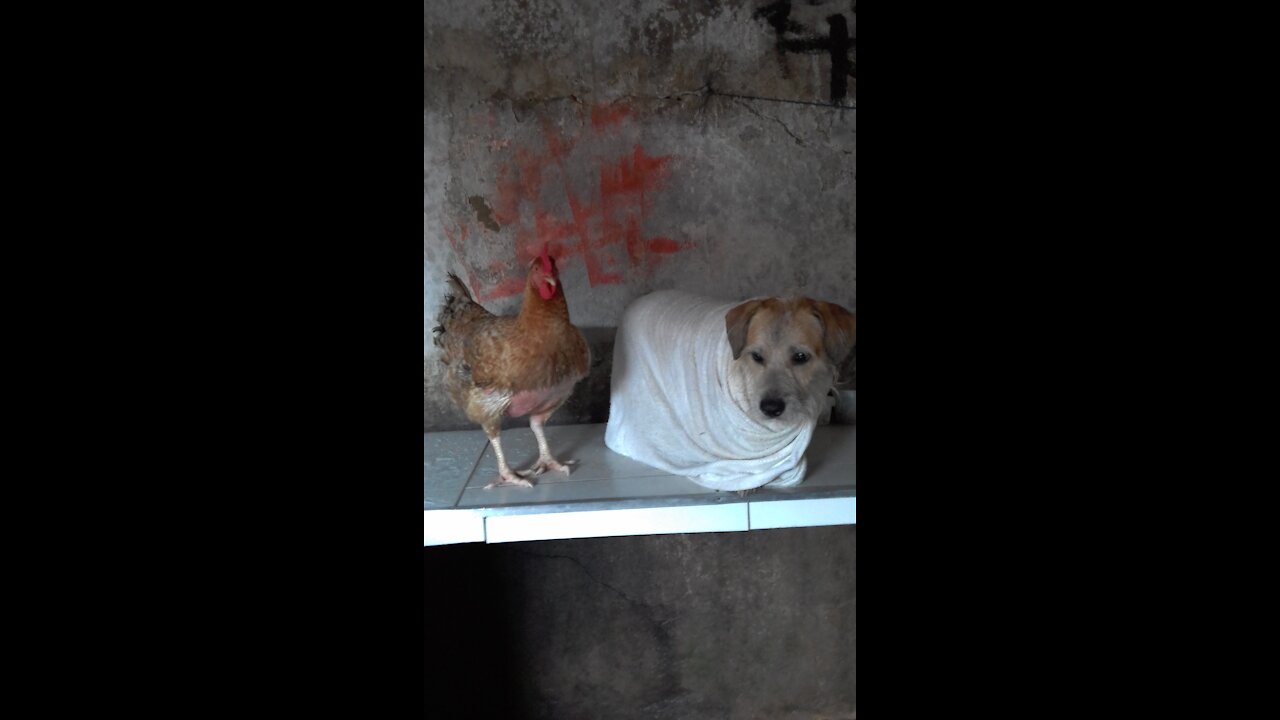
left=425, top=0, right=856, bottom=431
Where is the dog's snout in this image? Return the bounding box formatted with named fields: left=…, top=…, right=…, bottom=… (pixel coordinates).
left=760, top=397, right=786, bottom=418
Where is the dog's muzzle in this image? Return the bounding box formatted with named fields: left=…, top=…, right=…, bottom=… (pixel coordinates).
left=759, top=397, right=786, bottom=418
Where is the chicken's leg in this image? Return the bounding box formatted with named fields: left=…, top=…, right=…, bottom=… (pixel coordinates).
left=484, top=431, right=534, bottom=489
left=519, top=410, right=577, bottom=477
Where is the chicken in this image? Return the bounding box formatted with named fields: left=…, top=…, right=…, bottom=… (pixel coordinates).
left=432, top=247, right=590, bottom=488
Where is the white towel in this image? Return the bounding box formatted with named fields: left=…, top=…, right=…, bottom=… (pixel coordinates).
left=605, top=291, right=815, bottom=491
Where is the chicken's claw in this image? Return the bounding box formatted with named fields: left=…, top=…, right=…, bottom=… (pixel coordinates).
left=520, top=458, right=577, bottom=477
left=484, top=469, right=535, bottom=490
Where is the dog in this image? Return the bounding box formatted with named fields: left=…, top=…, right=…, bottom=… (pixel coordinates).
left=724, top=296, right=857, bottom=425
left=604, top=291, right=856, bottom=491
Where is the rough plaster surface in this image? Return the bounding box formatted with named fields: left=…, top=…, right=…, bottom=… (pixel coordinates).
left=423, top=526, right=857, bottom=720
left=425, top=0, right=855, bottom=432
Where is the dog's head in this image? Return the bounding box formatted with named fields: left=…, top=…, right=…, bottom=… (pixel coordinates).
left=725, top=297, right=856, bottom=424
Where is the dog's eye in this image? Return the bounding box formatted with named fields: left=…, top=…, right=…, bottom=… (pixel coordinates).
left=750, top=352, right=764, bottom=364
left=793, top=352, right=810, bottom=364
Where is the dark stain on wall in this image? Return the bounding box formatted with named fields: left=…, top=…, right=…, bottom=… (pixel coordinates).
left=755, top=0, right=857, bottom=105
left=468, top=195, right=502, bottom=232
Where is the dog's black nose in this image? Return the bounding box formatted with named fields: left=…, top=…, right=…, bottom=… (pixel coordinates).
left=760, top=397, right=786, bottom=418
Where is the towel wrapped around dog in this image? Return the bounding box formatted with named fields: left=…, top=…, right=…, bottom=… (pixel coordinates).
left=605, top=291, right=815, bottom=491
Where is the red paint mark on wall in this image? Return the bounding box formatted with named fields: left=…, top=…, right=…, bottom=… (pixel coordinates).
left=600, top=146, right=671, bottom=208
left=591, top=104, right=631, bottom=130
left=448, top=105, right=693, bottom=301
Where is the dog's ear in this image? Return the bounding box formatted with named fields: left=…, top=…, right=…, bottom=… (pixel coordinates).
left=812, top=301, right=857, bottom=364
left=725, top=300, right=763, bottom=360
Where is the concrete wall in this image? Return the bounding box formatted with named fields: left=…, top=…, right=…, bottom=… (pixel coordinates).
left=424, top=0, right=856, bottom=432
left=423, top=526, right=857, bottom=720
left=424, top=8, right=857, bottom=717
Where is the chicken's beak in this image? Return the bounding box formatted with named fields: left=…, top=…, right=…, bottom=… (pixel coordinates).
left=538, top=275, right=558, bottom=300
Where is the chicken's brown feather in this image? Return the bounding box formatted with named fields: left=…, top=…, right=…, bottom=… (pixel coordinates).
left=433, top=265, right=589, bottom=428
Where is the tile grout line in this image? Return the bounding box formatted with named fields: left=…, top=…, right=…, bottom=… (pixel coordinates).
left=449, top=439, right=490, bottom=509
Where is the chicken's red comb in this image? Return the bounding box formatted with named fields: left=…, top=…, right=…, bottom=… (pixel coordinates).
left=540, top=242, right=552, bottom=272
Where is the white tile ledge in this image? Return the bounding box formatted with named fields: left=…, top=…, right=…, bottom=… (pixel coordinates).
left=423, top=423, right=855, bottom=545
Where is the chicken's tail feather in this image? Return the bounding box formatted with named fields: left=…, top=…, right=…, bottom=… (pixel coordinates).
left=434, top=272, right=490, bottom=349
left=445, top=272, right=474, bottom=302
